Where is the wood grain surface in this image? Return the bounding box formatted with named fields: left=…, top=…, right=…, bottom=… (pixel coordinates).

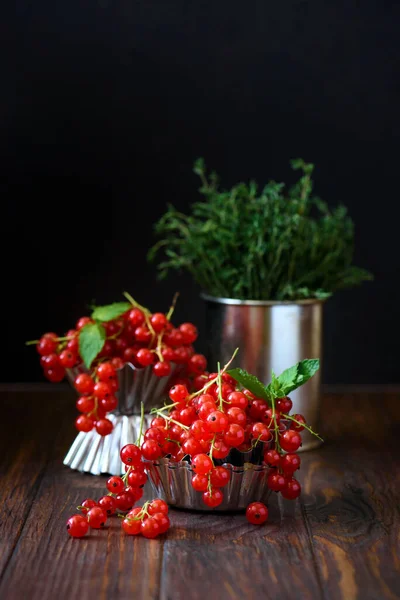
left=0, top=387, right=399, bottom=600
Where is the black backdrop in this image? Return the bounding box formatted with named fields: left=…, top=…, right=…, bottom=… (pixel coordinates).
left=2, top=1, right=399, bottom=384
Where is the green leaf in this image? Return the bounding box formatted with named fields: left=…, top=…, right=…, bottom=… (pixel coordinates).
left=269, top=359, right=320, bottom=396
left=79, top=323, right=106, bottom=369
left=227, top=368, right=272, bottom=405
left=91, top=302, right=131, bottom=322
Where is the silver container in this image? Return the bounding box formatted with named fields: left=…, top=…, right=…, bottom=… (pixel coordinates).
left=202, top=294, right=324, bottom=451
left=145, top=458, right=272, bottom=511
left=63, top=362, right=180, bottom=475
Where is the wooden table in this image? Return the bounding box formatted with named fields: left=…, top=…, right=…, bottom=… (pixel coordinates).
left=1, top=385, right=399, bottom=600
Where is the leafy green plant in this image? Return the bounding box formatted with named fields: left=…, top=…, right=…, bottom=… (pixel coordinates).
left=148, top=158, right=372, bottom=300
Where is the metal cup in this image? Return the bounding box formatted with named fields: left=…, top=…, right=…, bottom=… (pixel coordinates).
left=201, top=294, right=324, bottom=451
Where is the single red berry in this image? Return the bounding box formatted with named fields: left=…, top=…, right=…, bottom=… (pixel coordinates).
left=173, top=346, right=193, bottom=364
left=206, top=410, right=229, bottom=433
left=128, top=308, right=145, bottom=327
left=188, top=354, right=207, bottom=375
left=141, top=439, right=162, bottom=460
left=290, top=414, right=306, bottom=432
left=148, top=499, right=169, bottom=516
left=161, top=346, right=175, bottom=362
left=202, top=488, right=224, bottom=508
left=44, top=366, right=66, bottom=382
left=190, top=420, right=213, bottom=442
left=66, top=514, right=89, bottom=538
left=212, top=439, right=230, bottom=459
left=135, top=348, right=154, bottom=367
left=115, top=491, right=135, bottom=511
left=153, top=361, right=171, bottom=377
left=134, top=326, right=151, bottom=343
left=246, top=502, right=268, bottom=525
left=216, top=383, right=235, bottom=400
left=226, top=407, right=247, bottom=427
left=264, top=449, right=280, bottom=467
left=107, top=476, right=124, bottom=494
left=58, top=350, right=78, bottom=368
left=192, top=453, right=213, bottom=475
left=276, top=396, right=293, bottom=414
left=87, top=506, right=107, bottom=528
left=40, top=353, right=60, bottom=370
left=80, top=498, right=97, bottom=514
left=152, top=511, right=170, bottom=534
left=75, top=415, right=94, bottom=433
left=191, top=473, right=209, bottom=492
left=122, top=515, right=142, bottom=535
left=210, top=466, right=231, bottom=488
left=267, top=471, right=286, bottom=492
left=95, top=418, right=113, bottom=436
left=145, top=427, right=167, bottom=445
left=196, top=393, right=216, bottom=407
left=280, top=430, right=302, bottom=452
left=198, top=402, right=216, bottom=421
left=182, top=437, right=203, bottom=456
left=151, top=416, right=167, bottom=428
left=163, top=328, right=184, bottom=348
left=76, top=396, right=95, bottom=414
left=252, top=422, right=273, bottom=443
left=193, top=373, right=208, bottom=391
left=223, top=424, right=245, bottom=447
left=280, top=453, right=301, bottom=475
left=98, top=495, right=117, bottom=515
left=281, top=477, right=301, bottom=500
left=169, top=384, right=189, bottom=404
left=74, top=373, right=94, bottom=395
left=179, top=322, right=198, bottom=344
left=76, top=317, right=93, bottom=330
left=249, top=398, right=268, bottom=419
left=262, top=408, right=281, bottom=428
left=37, top=335, right=58, bottom=356
left=93, top=381, right=113, bottom=400
left=150, top=312, right=168, bottom=333
left=120, top=444, right=142, bottom=466
left=179, top=406, right=197, bottom=426
left=127, top=470, right=147, bottom=487
left=96, top=361, right=117, bottom=382
left=111, top=356, right=124, bottom=370
left=141, top=516, right=161, bottom=539
left=100, top=395, right=118, bottom=412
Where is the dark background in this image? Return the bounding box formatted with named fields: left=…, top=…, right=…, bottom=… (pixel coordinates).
left=2, top=1, right=399, bottom=384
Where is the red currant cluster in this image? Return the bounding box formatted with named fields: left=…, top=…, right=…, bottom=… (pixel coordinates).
left=140, top=355, right=318, bottom=515
left=28, top=293, right=207, bottom=437
left=66, top=442, right=169, bottom=539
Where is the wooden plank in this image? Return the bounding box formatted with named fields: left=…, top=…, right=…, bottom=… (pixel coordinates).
left=299, top=392, right=400, bottom=600
left=0, top=389, right=74, bottom=578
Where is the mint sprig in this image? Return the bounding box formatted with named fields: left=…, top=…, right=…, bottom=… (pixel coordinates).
left=91, top=302, right=131, bottom=322
left=79, top=322, right=106, bottom=369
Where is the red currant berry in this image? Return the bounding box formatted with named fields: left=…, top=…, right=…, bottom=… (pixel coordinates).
left=93, top=381, right=113, bottom=400
left=161, top=346, right=175, bottom=362
left=210, top=466, right=231, bottom=488
left=280, top=430, right=302, bottom=452
left=196, top=393, right=216, bottom=407
left=100, top=395, right=118, bottom=412
left=98, top=495, right=117, bottom=515
left=226, top=407, right=247, bottom=427
left=76, top=317, right=93, bottom=330
left=122, top=515, right=142, bottom=535
left=75, top=415, right=94, bottom=432
left=280, top=453, right=301, bottom=475
left=135, top=348, right=154, bottom=367
left=44, top=366, right=66, bottom=382
left=198, top=402, right=217, bottom=421
left=190, top=420, right=213, bottom=442
left=246, top=502, right=268, bottom=525
left=111, top=356, right=124, bottom=370
left=148, top=499, right=169, bottom=516
left=87, top=506, right=107, bottom=528
left=95, top=418, right=113, bottom=436
left=249, top=399, right=268, bottom=419
left=106, top=476, right=124, bottom=494
left=58, top=350, right=78, bottom=368
left=134, top=326, right=151, bottom=343
left=169, top=384, right=189, bottom=404
left=206, top=410, right=229, bottom=433
left=163, top=328, right=183, bottom=348
left=192, top=453, right=213, bottom=475
left=281, top=477, right=301, bottom=500
left=37, top=335, right=57, bottom=356
left=152, top=512, right=170, bottom=534
left=223, top=424, right=245, bottom=447
left=179, top=406, right=197, bottom=426
left=193, top=373, right=208, bottom=391
left=290, top=414, right=306, bottom=432
left=141, top=516, right=161, bottom=539
left=252, top=422, right=273, bottom=443
left=267, top=471, right=286, bottom=492
left=66, top=514, right=89, bottom=538
left=74, top=373, right=95, bottom=395
left=127, top=470, right=147, bottom=487
left=153, top=361, right=171, bottom=377
left=115, top=491, right=135, bottom=512
left=97, top=361, right=117, bottom=382
left=125, top=486, right=143, bottom=503
left=179, top=322, right=198, bottom=344
left=40, top=353, right=60, bottom=370
left=182, top=437, right=202, bottom=456
left=80, top=498, right=97, bottom=514
left=264, top=449, right=280, bottom=467
left=150, top=312, right=168, bottom=333
left=191, top=473, right=209, bottom=492
left=188, top=354, right=207, bottom=375
left=128, top=308, right=145, bottom=327
left=120, top=444, right=142, bottom=466
left=276, top=396, right=293, bottom=414
left=145, top=427, right=166, bottom=445
left=141, top=439, right=162, bottom=460
left=202, top=488, right=223, bottom=508
left=212, top=439, right=230, bottom=459
left=151, top=416, right=167, bottom=428
left=262, top=408, right=281, bottom=428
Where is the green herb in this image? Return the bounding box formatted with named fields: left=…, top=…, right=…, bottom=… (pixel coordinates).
left=91, top=302, right=131, bottom=322
left=79, top=323, right=106, bottom=369
left=148, top=158, right=373, bottom=300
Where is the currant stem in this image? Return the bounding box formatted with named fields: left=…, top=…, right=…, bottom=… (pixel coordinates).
left=190, top=347, right=239, bottom=400
left=135, top=402, right=145, bottom=446
left=150, top=401, right=179, bottom=414
left=25, top=335, right=73, bottom=346
left=151, top=410, right=190, bottom=430
left=166, top=292, right=180, bottom=321
left=217, top=362, right=224, bottom=411
left=271, top=396, right=281, bottom=453
left=122, top=291, right=149, bottom=315
left=282, top=413, right=324, bottom=441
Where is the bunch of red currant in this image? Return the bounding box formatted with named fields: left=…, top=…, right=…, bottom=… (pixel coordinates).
left=67, top=441, right=170, bottom=539
left=139, top=354, right=321, bottom=513
left=27, top=292, right=207, bottom=436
